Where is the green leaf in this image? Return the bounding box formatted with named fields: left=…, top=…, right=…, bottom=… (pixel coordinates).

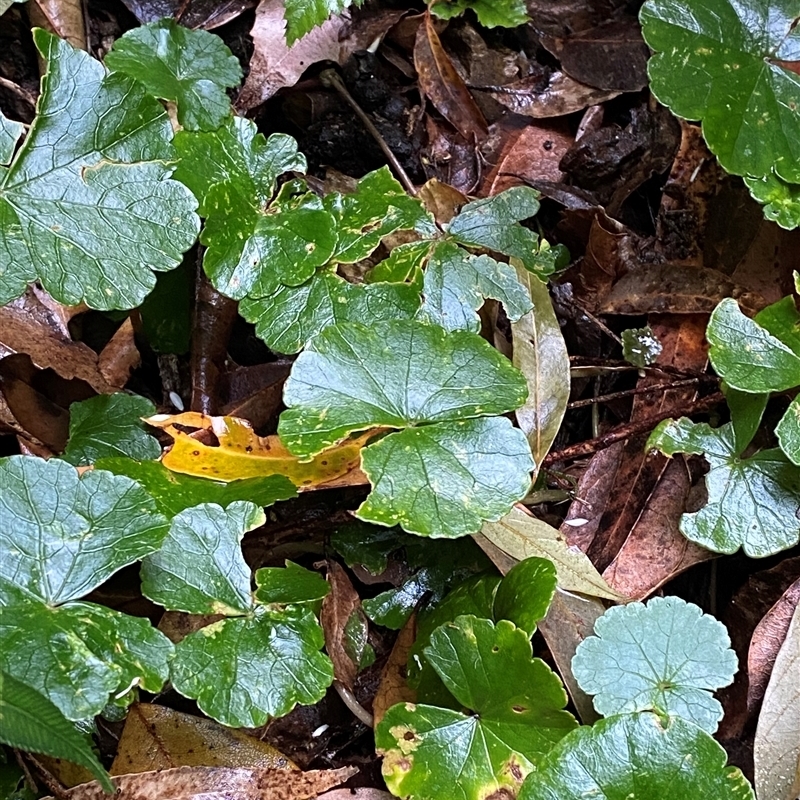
left=493, top=557, right=556, bottom=637
left=745, top=173, right=800, bottom=230
left=141, top=501, right=265, bottom=615
left=331, top=520, right=404, bottom=575
left=480, top=507, right=625, bottom=601
left=171, top=606, right=334, bottom=727
left=429, top=0, right=528, bottom=27
left=239, top=269, right=420, bottom=355
left=173, top=118, right=312, bottom=299
left=376, top=616, right=577, bottom=800
left=446, top=187, right=542, bottom=273
left=0, top=600, right=172, bottom=721
left=707, top=298, right=800, bottom=391
left=280, top=320, right=529, bottom=456
left=0, top=456, right=167, bottom=604
left=0, top=111, right=23, bottom=166
left=648, top=418, right=800, bottom=556
left=572, top=597, right=737, bottom=733
left=511, top=267, right=570, bottom=470
left=0, top=671, right=112, bottom=792
left=279, top=320, right=532, bottom=537
left=754, top=295, right=800, bottom=353
left=519, top=712, right=755, bottom=800
left=254, top=561, right=330, bottom=605
left=0, top=30, right=199, bottom=310
left=358, top=418, right=534, bottom=538
left=62, top=394, right=161, bottom=466
left=95, top=457, right=296, bottom=518
left=621, top=326, right=662, bottom=367
left=105, top=19, right=241, bottom=132
left=367, top=240, right=432, bottom=283
left=324, top=167, right=435, bottom=265
left=640, top=0, right=800, bottom=183
left=282, top=0, right=361, bottom=44
left=416, top=241, right=532, bottom=332
left=723, top=385, right=768, bottom=455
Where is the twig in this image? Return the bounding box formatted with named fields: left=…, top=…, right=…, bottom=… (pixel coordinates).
left=567, top=377, right=701, bottom=409
left=543, top=392, right=724, bottom=465
left=333, top=680, right=374, bottom=728
left=319, top=68, right=417, bottom=196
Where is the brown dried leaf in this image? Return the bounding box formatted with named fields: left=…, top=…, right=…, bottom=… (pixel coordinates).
left=748, top=576, right=800, bottom=714
left=98, top=318, right=140, bottom=390
left=238, top=0, right=403, bottom=111
left=320, top=560, right=365, bottom=690
left=538, top=590, right=605, bottom=724
left=28, top=0, right=86, bottom=50
left=481, top=72, right=620, bottom=119
left=543, top=18, right=649, bottom=92
left=111, top=704, right=293, bottom=776
left=601, top=457, right=714, bottom=601
left=417, top=178, right=467, bottom=225
left=0, top=305, right=116, bottom=394
left=373, top=614, right=416, bottom=727
left=120, top=0, right=253, bottom=29
left=481, top=118, right=573, bottom=196
left=598, top=264, right=767, bottom=316
left=44, top=765, right=357, bottom=800
left=414, top=12, right=488, bottom=141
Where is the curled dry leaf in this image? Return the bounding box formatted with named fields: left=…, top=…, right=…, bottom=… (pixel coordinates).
left=372, top=613, right=416, bottom=727
left=43, top=765, right=357, bottom=800
left=146, top=411, right=370, bottom=488
left=320, top=560, right=366, bottom=690
left=111, top=703, right=293, bottom=775
left=747, top=576, right=800, bottom=714
left=414, top=12, right=488, bottom=141
left=238, top=0, right=404, bottom=111
left=98, top=317, right=140, bottom=390
left=0, top=304, right=117, bottom=394
left=478, top=72, right=620, bottom=119
left=754, top=602, right=800, bottom=800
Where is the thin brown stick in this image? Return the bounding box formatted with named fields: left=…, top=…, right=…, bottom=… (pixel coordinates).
left=543, top=392, right=724, bottom=466
left=319, top=68, right=417, bottom=196
left=567, top=377, right=701, bottom=409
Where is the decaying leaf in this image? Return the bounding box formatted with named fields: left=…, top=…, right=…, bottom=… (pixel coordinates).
left=111, top=703, right=293, bottom=775
left=43, top=765, right=357, bottom=800
left=146, top=412, right=371, bottom=488
left=754, top=602, right=800, bottom=800
left=373, top=614, right=417, bottom=727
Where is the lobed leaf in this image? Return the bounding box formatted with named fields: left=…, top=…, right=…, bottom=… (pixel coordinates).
left=105, top=19, right=242, bottom=131
left=519, top=712, right=755, bottom=799
left=429, top=0, right=528, bottom=28
left=572, top=597, right=737, bottom=733
left=254, top=561, right=330, bottom=606
left=0, top=31, right=199, bottom=310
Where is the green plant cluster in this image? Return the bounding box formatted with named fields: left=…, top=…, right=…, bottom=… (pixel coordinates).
left=0, top=6, right=779, bottom=797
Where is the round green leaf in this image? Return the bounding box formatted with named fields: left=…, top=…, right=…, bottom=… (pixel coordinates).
left=416, top=241, right=532, bottom=332
left=0, top=671, right=112, bottom=792
left=0, top=601, right=172, bottom=721
left=641, top=0, right=800, bottom=183
left=0, top=456, right=167, bottom=604
left=572, top=597, right=737, bottom=733
left=493, top=557, right=557, bottom=637
left=171, top=607, right=334, bottom=728
left=105, top=19, right=241, bottom=132
left=240, top=268, right=420, bottom=355
left=376, top=616, right=577, bottom=800
left=142, top=501, right=265, bottom=615
left=707, top=298, right=800, bottom=392
left=94, top=457, right=296, bottom=518
left=519, top=712, right=755, bottom=800
left=279, top=320, right=530, bottom=458
left=0, top=31, right=200, bottom=310
left=649, top=418, right=800, bottom=557
left=62, top=394, right=161, bottom=466
left=254, top=561, right=330, bottom=605
left=357, top=418, right=534, bottom=538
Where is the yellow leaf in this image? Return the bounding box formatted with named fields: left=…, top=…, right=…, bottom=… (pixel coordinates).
left=145, top=412, right=372, bottom=488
